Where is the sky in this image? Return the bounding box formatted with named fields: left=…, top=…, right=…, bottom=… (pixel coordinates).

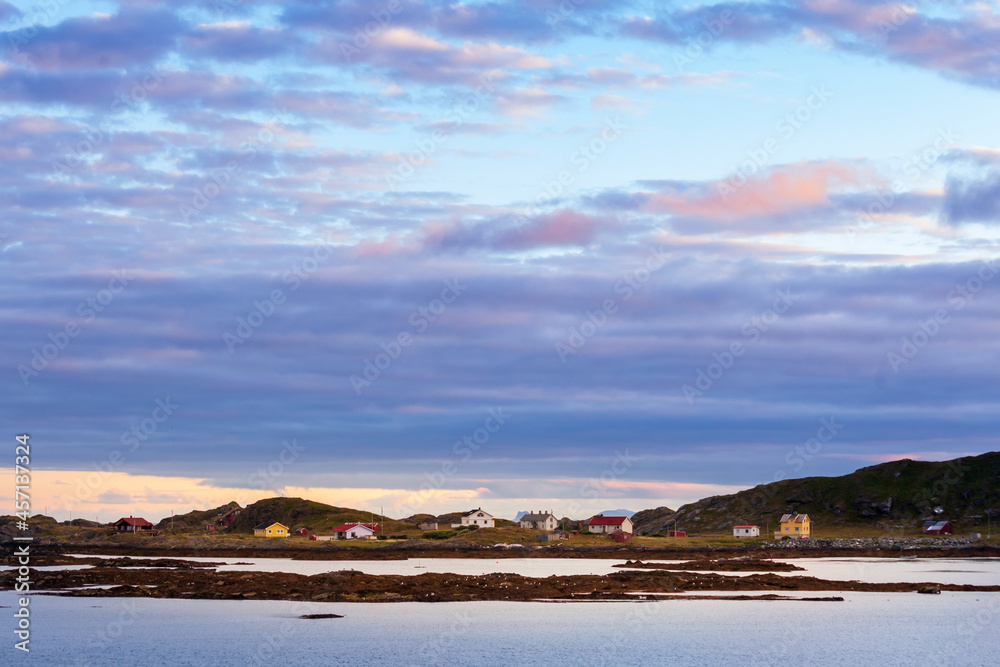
left=2, top=0, right=999, bottom=524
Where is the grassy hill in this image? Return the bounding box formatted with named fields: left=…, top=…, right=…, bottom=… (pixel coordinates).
left=155, top=502, right=242, bottom=532
left=226, top=497, right=414, bottom=535
left=632, top=452, right=1000, bottom=535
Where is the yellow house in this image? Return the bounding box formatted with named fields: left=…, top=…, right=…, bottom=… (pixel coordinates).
left=775, top=513, right=811, bottom=539
left=253, top=521, right=289, bottom=538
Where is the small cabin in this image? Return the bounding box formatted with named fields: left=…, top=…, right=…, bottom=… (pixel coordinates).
left=114, top=516, right=156, bottom=533
left=733, top=525, right=760, bottom=538
left=253, top=522, right=289, bottom=538
left=922, top=521, right=953, bottom=535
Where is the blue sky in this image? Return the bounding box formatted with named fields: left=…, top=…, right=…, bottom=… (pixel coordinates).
left=2, top=0, right=999, bottom=522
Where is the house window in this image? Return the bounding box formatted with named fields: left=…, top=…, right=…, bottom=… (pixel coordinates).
left=795, top=527, right=799, bottom=531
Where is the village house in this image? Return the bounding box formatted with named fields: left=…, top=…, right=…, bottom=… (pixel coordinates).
left=114, top=516, right=156, bottom=533
left=455, top=508, right=494, bottom=528
left=419, top=520, right=438, bottom=531
left=775, top=513, right=811, bottom=539
left=216, top=506, right=241, bottom=528
left=609, top=528, right=633, bottom=543
left=519, top=511, right=558, bottom=532
left=253, top=522, right=289, bottom=538
left=331, top=523, right=379, bottom=540
left=587, top=514, right=633, bottom=535
left=923, top=520, right=953, bottom=535
left=733, top=525, right=760, bottom=538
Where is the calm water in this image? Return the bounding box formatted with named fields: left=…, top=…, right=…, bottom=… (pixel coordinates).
left=3, top=592, right=997, bottom=666
left=63, top=554, right=1000, bottom=585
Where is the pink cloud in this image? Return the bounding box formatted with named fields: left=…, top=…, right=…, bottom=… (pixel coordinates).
left=644, top=161, right=871, bottom=225
left=499, top=210, right=605, bottom=249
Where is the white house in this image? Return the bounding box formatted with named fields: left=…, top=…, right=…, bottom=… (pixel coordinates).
left=733, top=525, right=760, bottom=538
left=455, top=508, right=494, bottom=528
left=331, top=522, right=379, bottom=540
left=519, top=512, right=558, bottom=531
left=587, top=514, right=633, bottom=535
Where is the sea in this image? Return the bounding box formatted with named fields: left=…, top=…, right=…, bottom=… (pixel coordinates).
left=2, top=557, right=998, bottom=666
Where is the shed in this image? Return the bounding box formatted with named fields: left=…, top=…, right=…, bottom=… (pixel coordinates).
left=922, top=521, right=953, bottom=535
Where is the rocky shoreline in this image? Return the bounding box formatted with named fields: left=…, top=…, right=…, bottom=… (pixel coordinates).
left=614, top=559, right=806, bottom=571
left=6, top=535, right=997, bottom=563
left=3, top=555, right=999, bottom=603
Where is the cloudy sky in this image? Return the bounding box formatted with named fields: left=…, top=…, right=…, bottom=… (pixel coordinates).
left=2, top=0, right=999, bottom=523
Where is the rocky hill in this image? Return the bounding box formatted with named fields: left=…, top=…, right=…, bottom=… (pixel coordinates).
left=632, top=452, right=1000, bottom=535
left=629, top=506, right=676, bottom=536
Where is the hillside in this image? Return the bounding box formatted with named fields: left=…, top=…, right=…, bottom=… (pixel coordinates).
left=226, top=497, right=406, bottom=535
left=156, top=502, right=242, bottom=532
left=628, top=506, right=676, bottom=536
left=632, top=452, right=1000, bottom=535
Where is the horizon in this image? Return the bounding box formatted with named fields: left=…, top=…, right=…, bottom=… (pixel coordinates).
left=3, top=1, right=1000, bottom=526
left=27, top=450, right=992, bottom=525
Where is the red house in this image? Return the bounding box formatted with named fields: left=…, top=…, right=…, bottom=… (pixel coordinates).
left=294, top=527, right=309, bottom=536
left=923, top=521, right=953, bottom=535
left=609, top=528, right=633, bottom=543
left=587, top=514, right=634, bottom=535
left=114, top=516, right=156, bottom=533
left=217, top=507, right=241, bottom=527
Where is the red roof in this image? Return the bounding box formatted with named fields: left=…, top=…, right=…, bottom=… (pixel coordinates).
left=734, top=525, right=758, bottom=529
left=115, top=517, right=154, bottom=527
left=588, top=515, right=627, bottom=526
left=331, top=523, right=379, bottom=533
